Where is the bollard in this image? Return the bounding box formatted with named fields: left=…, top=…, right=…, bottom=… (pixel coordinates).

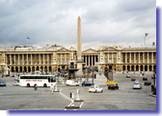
left=65, top=92, right=80, bottom=109
left=54, top=83, right=59, bottom=92
left=74, top=89, right=84, bottom=102
left=69, top=92, right=75, bottom=107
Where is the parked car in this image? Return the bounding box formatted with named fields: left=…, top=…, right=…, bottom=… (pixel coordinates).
left=131, top=78, right=136, bottom=81
left=126, top=74, right=130, bottom=78
left=133, top=80, right=142, bottom=89
left=66, top=80, right=80, bottom=86
left=144, top=81, right=151, bottom=86
left=88, top=85, right=103, bottom=93
left=82, top=81, right=94, bottom=87
left=0, top=79, right=6, bottom=87
left=142, top=76, right=148, bottom=81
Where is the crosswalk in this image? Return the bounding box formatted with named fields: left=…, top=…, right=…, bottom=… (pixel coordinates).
left=59, top=90, right=84, bottom=110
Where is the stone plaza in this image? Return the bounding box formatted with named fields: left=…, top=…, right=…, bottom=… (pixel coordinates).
left=0, top=72, right=156, bottom=110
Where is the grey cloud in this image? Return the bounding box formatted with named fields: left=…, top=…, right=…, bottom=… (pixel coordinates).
left=0, top=0, right=156, bottom=48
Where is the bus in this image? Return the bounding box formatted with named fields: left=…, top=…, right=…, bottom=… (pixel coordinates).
left=18, top=74, right=57, bottom=87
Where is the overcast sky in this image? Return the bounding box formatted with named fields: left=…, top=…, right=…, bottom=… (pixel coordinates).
left=0, top=0, right=156, bottom=49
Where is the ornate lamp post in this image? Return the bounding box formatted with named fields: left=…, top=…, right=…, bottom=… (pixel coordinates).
left=151, top=68, right=156, bottom=95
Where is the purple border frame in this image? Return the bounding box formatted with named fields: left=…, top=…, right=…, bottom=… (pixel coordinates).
left=9, top=7, right=160, bottom=114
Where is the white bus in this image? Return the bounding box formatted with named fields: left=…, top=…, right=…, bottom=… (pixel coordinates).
left=18, top=74, right=57, bottom=87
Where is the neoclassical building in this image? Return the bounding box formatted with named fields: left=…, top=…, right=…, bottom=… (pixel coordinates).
left=0, top=45, right=156, bottom=75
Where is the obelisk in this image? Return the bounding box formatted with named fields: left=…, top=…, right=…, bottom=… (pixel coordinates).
left=77, top=16, right=82, bottom=61
left=76, top=16, right=83, bottom=76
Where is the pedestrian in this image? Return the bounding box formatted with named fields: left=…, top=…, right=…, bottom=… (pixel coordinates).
left=34, top=84, right=37, bottom=91
left=50, top=84, right=54, bottom=94
left=70, top=92, right=72, bottom=99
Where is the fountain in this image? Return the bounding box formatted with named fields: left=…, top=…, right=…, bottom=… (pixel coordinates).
left=67, top=61, right=79, bottom=79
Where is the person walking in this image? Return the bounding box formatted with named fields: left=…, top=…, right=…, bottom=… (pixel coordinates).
left=50, top=84, right=54, bottom=94
left=34, top=84, right=37, bottom=91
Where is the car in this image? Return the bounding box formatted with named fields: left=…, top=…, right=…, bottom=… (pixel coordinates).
left=66, top=80, right=80, bottom=86
left=142, top=76, right=148, bottom=81
left=126, top=74, right=130, bottom=78
left=106, top=80, right=119, bottom=90
left=131, top=78, right=136, bottom=81
left=82, top=81, right=94, bottom=87
left=0, top=79, right=6, bottom=87
left=13, top=78, right=19, bottom=86
left=144, top=81, right=151, bottom=86
left=88, top=85, right=103, bottom=93
left=133, top=80, right=142, bottom=89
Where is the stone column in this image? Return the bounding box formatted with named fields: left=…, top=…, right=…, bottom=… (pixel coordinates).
left=64, top=54, right=66, bottom=64
left=143, top=65, right=145, bottom=71
left=112, top=53, right=114, bottom=64
left=134, top=65, right=136, bottom=71
left=37, top=54, right=41, bottom=65
left=143, top=52, right=145, bottom=64
left=13, top=54, right=14, bottom=65
left=138, top=52, right=140, bottom=64
left=152, top=65, right=154, bottom=72
left=130, top=53, right=132, bottom=63
left=94, top=55, right=96, bottom=66
left=15, top=54, right=18, bottom=64
left=133, top=53, right=135, bottom=63
left=61, top=54, right=63, bottom=65
left=31, top=54, right=33, bottom=65
left=152, top=52, right=154, bottom=63
left=83, top=56, right=85, bottom=64
left=47, top=54, right=49, bottom=65
left=107, top=53, right=109, bottom=63
left=125, top=53, right=127, bottom=64
left=10, top=54, right=12, bottom=65
left=91, top=55, right=93, bottom=66
left=18, top=54, right=20, bottom=65
left=89, top=55, right=91, bottom=66
left=22, top=54, right=24, bottom=65
left=86, top=56, right=88, bottom=66
left=14, top=54, right=16, bottom=65
left=27, top=54, right=29, bottom=66
left=139, top=65, right=141, bottom=71
left=43, top=54, right=45, bottom=65
left=24, top=54, right=26, bottom=65
left=85, top=56, right=86, bottom=66
left=45, top=54, right=47, bottom=65
left=147, top=52, right=149, bottom=63
left=147, top=65, right=149, bottom=72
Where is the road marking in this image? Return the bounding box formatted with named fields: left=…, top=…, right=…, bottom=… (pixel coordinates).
left=59, top=90, right=71, bottom=102
left=79, top=102, right=84, bottom=108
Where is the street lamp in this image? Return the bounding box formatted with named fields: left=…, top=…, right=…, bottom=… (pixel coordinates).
left=151, top=68, right=156, bottom=95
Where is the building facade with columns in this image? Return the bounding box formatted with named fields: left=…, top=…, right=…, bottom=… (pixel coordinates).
left=0, top=45, right=156, bottom=74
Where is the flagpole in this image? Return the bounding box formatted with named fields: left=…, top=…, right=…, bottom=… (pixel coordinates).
left=26, top=37, right=30, bottom=47
left=144, top=33, right=148, bottom=47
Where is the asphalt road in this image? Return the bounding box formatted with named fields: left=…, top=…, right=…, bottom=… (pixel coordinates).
left=0, top=72, right=156, bottom=110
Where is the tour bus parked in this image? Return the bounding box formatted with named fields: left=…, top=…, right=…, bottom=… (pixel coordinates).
left=18, top=74, right=56, bottom=87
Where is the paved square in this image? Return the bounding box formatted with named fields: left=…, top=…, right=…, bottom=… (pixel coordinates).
left=0, top=72, right=156, bottom=110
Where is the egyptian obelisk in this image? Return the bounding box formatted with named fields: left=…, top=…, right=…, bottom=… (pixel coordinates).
left=76, top=16, right=83, bottom=76
left=77, top=16, right=82, bottom=61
